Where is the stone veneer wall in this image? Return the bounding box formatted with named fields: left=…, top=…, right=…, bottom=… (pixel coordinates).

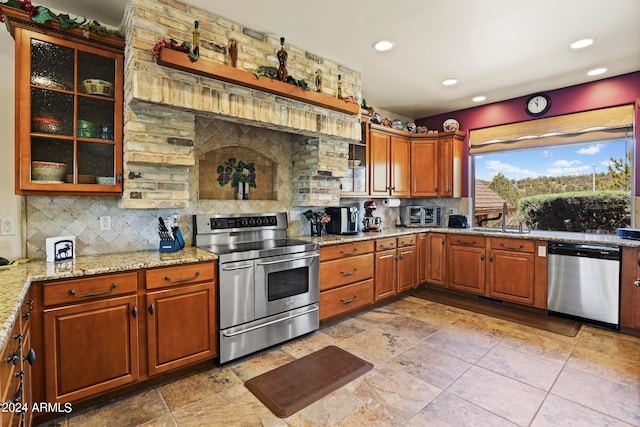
left=121, top=0, right=362, bottom=209
left=25, top=118, right=307, bottom=258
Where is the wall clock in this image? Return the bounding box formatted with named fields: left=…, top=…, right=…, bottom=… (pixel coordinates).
left=525, top=94, right=551, bottom=116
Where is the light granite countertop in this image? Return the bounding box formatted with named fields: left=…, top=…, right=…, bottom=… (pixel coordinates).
left=0, top=247, right=217, bottom=350
left=298, top=226, right=640, bottom=248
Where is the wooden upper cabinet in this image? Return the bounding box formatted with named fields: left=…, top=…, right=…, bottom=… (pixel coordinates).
left=6, top=10, right=124, bottom=195
left=437, top=133, right=464, bottom=198
left=368, top=125, right=411, bottom=197
left=369, top=129, right=391, bottom=196
left=410, top=136, right=438, bottom=197
left=410, top=131, right=465, bottom=198
left=390, top=135, right=411, bottom=197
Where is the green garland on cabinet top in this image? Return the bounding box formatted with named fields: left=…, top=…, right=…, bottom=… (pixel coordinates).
left=0, top=0, right=121, bottom=38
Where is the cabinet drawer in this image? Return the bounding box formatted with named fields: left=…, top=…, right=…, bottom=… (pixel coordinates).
left=449, top=234, right=486, bottom=248
left=397, top=235, right=416, bottom=247
left=320, top=241, right=374, bottom=261
left=489, top=237, right=535, bottom=253
left=320, top=253, right=374, bottom=291
left=375, top=238, right=396, bottom=251
left=320, top=279, right=374, bottom=320
left=43, top=272, right=137, bottom=306
left=146, top=262, right=215, bottom=290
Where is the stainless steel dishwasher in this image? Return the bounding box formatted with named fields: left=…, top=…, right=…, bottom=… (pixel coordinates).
left=547, top=241, right=621, bottom=329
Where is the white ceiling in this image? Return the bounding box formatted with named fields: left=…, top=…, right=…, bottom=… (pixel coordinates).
left=33, top=0, right=640, bottom=119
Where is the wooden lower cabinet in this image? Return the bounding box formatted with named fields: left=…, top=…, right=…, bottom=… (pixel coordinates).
left=43, top=294, right=139, bottom=403
left=416, top=233, right=428, bottom=285
left=488, top=238, right=535, bottom=304
left=621, top=248, right=640, bottom=329
left=374, top=236, right=417, bottom=301
left=34, top=261, right=217, bottom=411
left=427, top=233, right=447, bottom=286
left=374, top=248, right=396, bottom=300
left=146, top=282, right=216, bottom=376
left=319, top=241, right=375, bottom=320
left=1, top=313, right=22, bottom=427
left=448, top=235, right=486, bottom=294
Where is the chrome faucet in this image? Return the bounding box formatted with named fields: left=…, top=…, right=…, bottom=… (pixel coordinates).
left=501, top=201, right=508, bottom=232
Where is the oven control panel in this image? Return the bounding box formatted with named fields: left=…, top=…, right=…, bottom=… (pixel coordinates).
left=208, top=215, right=278, bottom=230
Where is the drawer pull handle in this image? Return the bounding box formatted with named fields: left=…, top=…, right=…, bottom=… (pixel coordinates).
left=457, top=240, right=476, bottom=246
left=340, top=249, right=358, bottom=256
left=341, top=294, right=358, bottom=304
left=340, top=268, right=358, bottom=276
left=401, top=240, right=413, bottom=246
left=22, top=299, right=34, bottom=320
left=380, top=244, right=394, bottom=250
left=6, top=351, right=19, bottom=365
left=164, top=271, right=200, bottom=283
left=69, top=283, right=117, bottom=298
left=24, top=348, right=36, bottom=366
left=500, top=243, right=524, bottom=251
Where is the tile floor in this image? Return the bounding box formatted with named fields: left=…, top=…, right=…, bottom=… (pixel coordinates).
left=39, top=295, right=640, bottom=427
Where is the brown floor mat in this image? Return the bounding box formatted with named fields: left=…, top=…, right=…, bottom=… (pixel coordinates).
left=413, top=287, right=582, bottom=337
left=244, top=345, right=373, bottom=418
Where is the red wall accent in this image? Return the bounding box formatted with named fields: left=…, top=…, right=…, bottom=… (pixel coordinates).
left=415, top=72, right=640, bottom=196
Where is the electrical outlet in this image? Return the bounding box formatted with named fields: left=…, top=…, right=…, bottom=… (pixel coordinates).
left=449, top=208, right=457, bottom=215
left=1, top=218, right=16, bottom=236
left=99, top=216, right=111, bottom=231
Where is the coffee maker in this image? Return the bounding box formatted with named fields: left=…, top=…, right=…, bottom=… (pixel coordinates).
left=362, top=200, right=382, bottom=232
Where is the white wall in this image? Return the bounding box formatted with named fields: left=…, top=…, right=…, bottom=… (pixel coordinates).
left=0, top=27, right=23, bottom=260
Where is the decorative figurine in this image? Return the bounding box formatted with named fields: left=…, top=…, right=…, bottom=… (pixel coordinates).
left=337, top=74, right=343, bottom=99
left=192, top=21, right=200, bottom=57
left=314, top=69, right=323, bottom=92
left=228, top=38, right=238, bottom=67
left=277, top=37, right=288, bottom=82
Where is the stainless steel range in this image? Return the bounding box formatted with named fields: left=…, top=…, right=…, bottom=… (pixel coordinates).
left=193, top=212, right=319, bottom=363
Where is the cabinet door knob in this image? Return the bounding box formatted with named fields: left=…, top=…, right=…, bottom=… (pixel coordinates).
left=481, top=254, right=485, bottom=261
left=441, top=239, right=445, bottom=245
left=634, top=279, right=640, bottom=287
left=24, top=348, right=36, bottom=366
left=489, top=255, right=493, bottom=262
left=132, top=306, right=138, bottom=318
left=149, top=304, right=155, bottom=315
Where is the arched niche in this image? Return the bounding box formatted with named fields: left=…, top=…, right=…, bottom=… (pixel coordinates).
left=198, top=146, right=278, bottom=200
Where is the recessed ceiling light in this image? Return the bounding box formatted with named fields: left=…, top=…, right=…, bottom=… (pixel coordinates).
left=587, top=67, right=607, bottom=76
left=372, top=40, right=395, bottom=52
left=570, top=38, right=594, bottom=49
left=442, top=78, right=458, bottom=86
left=472, top=96, right=486, bottom=102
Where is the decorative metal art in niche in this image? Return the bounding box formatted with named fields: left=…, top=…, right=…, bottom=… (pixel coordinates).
left=199, top=147, right=277, bottom=200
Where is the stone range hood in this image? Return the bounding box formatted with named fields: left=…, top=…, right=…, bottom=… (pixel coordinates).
left=121, top=0, right=362, bottom=209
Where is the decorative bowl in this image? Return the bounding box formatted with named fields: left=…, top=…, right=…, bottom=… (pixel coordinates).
left=443, top=118, right=460, bottom=132
left=77, top=128, right=97, bottom=138
left=31, top=161, right=66, bottom=182
left=32, top=115, right=61, bottom=134
left=82, top=79, right=114, bottom=97
left=392, top=119, right=404, bottom=130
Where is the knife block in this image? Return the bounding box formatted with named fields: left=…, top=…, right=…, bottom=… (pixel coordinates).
left=159, top=227, right=185, bottom=253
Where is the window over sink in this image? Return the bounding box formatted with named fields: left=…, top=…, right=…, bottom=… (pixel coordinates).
left=470, top=105, right=634, bottom=233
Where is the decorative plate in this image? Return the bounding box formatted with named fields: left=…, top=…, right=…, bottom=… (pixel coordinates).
left=443, top=118, right=460, bottom=132
left=392, top=119, right=404, bottom=130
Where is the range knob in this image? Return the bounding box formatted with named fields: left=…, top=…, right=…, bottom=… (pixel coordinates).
left=240, top=217, right=249, bottom=227
left=248, top=217, right=256, bottom=226
left=255, top=218, right=263, bottom=226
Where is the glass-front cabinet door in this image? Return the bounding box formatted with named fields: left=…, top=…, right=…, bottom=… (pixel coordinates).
left=340, top=120, right=369, bottom=195
left=15, top=28, right=123, bottom=194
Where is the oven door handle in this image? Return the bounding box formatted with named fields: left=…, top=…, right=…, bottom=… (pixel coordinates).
left=221, top=305, right=319, bottom=337
left=255, top=254, right=318, bottom=266
left=220, top=264, right=253, bottom=271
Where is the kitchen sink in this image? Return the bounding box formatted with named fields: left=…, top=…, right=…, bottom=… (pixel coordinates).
left=471, top=227, right=531, bottom=235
